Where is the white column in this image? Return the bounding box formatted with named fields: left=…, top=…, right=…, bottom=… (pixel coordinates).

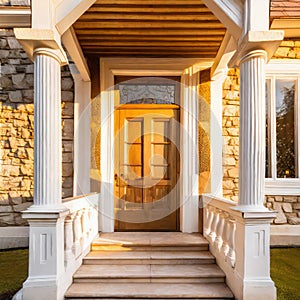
left=33, top=48, right=63, bottom=208
left=22, top=48, right=69, bottom=300
left=238, top=49, right=268, bottom=210
left=232, top=49, right=277, bottom=300
left=180, top=66, right=199, bottom=232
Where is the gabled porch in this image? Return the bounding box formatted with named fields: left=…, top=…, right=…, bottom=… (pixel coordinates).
left=11, top=0, right=284, bottom=299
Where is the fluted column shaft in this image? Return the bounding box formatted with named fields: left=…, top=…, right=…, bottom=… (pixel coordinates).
left=238, top=50, right=267, bottom=209
left=33, top=48, right=62, bottom=207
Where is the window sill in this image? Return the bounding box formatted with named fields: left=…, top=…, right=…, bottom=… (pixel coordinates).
left=265, top=179, right=300, bottom=195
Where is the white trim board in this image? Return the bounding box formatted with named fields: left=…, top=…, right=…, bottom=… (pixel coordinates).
left=99, top=58, right=213, bottom=233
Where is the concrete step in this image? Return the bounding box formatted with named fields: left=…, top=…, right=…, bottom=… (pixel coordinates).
left=74, top=264, right=225, bottom=283
left=83, top=251, right=215, bottom=265
left=65, top=282, right=234, bottom=299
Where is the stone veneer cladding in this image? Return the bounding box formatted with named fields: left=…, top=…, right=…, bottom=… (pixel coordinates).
left=222, top=40, right=300, bottom=224
left=0, top=29, right=74, bottom=226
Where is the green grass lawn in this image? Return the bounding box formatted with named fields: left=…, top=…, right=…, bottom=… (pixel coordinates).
left=271, top=248, right=300, bottom=300
left=0, top=249, right=28, bottom=300
left=0, top=248, right=299, bottom=300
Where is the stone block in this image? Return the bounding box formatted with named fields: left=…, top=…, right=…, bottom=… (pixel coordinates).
left=11, top=0, right=30, bottom=6
left=62, top=152, right=73, bottom=163
left=287, top=217, right=300, bottom=225
left=223, top=157, right=236, bottom=166
left=62, top=102, right=74, bottom=117
left=62, top=188, right=73, bottom=198
left=12, top=73, right=27, bottom=89
left=274, top=196, right=283, bottom=202
left=8, top=90, right=22, bottom=102
left=293, top=203, right=300, bottom=210
left=0, top=206, right=13, bottom=213
left=228, top=167, right=239, bottom=178
left=283, top=196, right=297, bottom=203
left=22, top=89, right=34, bottom=103
left=0, top=76, right=13, bottom=89
left=62, top=163, right=73, bottom=177
left=274, top=210, right=287, bottom=224
left=7, top=37, right=21, bottom=49
left=1, top=64, right=16, bottom=74
left=0, top=38, right=7, bottom=47
left=61, top=77, right=74, bottom=90
left=63, top=141, right=73, bottom=152
left=0, top=0, right=10, bottom=6
left=20, top=163, right=33, bottom=176
left=274, top=47, right=290, bottom=57
left=282, top=203, right=293, bottom=213
left=223, top=180, right=235, bottom=190
left=62, top=119, right=74, bottom=140
left=280, top=41, right=294, bottom=47
left=61, top=91, right=74, bottom=102
left=0, top=50, right=10, bottom=58
left=62, top=177, right=73, bottom=188
left=13, top=202, right=31, bottom=212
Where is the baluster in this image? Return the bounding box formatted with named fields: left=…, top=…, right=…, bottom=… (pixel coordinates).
left=227, top=219, right=236, bottom=267
left=215, top=210, right=225, bottom=251
left=204, top=206, right=213, bottom=236
left=64, top=214, right=75, bottom=266
left=221, top=214, right=230, bottom=257
left=73, top=210, right=83, bottom=257
left=209, top=208, right=218, bottom=242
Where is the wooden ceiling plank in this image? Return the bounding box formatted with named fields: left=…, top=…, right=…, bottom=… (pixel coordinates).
left=78, top=13, right=218, bottom=21
left=88, top=6, right=210, bottom=13
left=77, top=35, right=225, bottom=41
left=79, top=41, right=221, bottom=47
left=73, top=21, right=225, bottom=29
left=94, top=0, right=205, bottom=5
left=74, top=29, right=226, bottom=35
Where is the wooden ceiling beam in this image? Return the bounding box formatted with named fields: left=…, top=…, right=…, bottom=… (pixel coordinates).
left=74, top=21, right=225, bottom=29
left=85, top=52, right=217, bottom=58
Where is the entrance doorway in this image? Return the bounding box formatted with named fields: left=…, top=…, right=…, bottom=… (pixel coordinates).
left=114, top=104, right=180, bottom=231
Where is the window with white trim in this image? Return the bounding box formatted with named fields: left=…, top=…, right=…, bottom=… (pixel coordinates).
left=265, top=60, right=300, bottom=195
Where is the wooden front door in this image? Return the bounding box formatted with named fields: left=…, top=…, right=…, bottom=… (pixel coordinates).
left=114, top=105, right=180, bottom=231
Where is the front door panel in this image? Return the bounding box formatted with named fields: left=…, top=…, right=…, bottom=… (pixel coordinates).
left=114, top=105, right=179, bottom=231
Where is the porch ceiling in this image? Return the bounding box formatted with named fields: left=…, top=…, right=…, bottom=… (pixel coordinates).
left=73, top=0, right=226, bottom=58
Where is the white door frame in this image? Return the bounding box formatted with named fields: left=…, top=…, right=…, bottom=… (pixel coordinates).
left=99, top=58, right=213, bottom=232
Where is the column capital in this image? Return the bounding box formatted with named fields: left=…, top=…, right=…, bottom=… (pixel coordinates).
left=13, top=28, right=68, bottom=66
left=229, top=30, right=284, bottom=68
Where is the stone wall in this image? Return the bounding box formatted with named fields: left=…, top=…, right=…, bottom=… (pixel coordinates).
left=0, top=29, right=74, bottom=226
left=221, top=40, right=300, bottom=224
left=266, top=196, right=300, bottom=225
left=222, top=68, right=240, bottom=201
left=0, top=0, right=29, bottom=5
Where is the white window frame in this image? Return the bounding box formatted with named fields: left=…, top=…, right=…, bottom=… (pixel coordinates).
left=265, top=60, right=300, bottom=195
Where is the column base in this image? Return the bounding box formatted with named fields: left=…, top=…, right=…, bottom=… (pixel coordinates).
left=243, top=279, right=276, bottom=300
left=22, top=276, right=63, bottom=300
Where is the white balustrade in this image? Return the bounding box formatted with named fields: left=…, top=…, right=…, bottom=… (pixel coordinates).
left=203, top=196, right=237, bottom=268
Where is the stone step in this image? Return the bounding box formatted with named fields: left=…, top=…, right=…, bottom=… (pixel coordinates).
left=74, top=264, right=225, bottom=283
left=65, top=282, right=234, bottom=299
left=91, top=232, right=209, bottom=252
left=83, top=251, right=215, bottom=265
